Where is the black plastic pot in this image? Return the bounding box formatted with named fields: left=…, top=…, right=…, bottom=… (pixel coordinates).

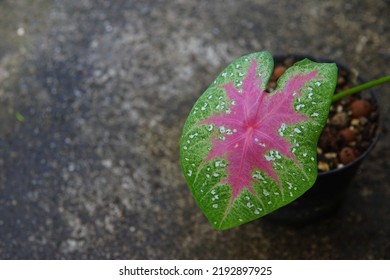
left=265, top=54, right=380, bottom=225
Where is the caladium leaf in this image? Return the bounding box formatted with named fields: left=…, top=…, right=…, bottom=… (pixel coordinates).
left=180, top=52, right=337, bottom=230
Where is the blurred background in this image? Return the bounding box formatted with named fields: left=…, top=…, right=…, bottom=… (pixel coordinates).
left=0, top=0, right=389, bottom=259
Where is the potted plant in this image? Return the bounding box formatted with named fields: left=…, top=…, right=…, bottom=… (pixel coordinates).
left=180, top=51, right=389, bottom=230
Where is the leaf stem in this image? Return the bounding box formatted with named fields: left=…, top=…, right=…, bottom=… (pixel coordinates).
left=332, top=75, right=390, bottom=103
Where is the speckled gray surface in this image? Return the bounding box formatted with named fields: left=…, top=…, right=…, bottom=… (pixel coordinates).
left=0, top=0, right=389, bottom=259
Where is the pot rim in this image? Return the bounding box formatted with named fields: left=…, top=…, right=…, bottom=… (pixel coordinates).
left=273, top=53, right=381, bottom=177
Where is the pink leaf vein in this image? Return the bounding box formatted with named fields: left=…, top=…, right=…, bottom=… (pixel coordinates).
left=200, top=59, right=318, bottom=198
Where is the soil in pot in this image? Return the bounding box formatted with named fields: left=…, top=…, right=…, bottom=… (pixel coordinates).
left=264, top=55, right=380, bottom=225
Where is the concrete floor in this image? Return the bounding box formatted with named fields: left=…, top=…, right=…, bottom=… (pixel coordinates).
left=0, top=0, right=389, bottom=259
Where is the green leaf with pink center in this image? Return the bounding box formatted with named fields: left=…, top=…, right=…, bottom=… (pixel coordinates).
left=180, top=51, right=337, bottom=230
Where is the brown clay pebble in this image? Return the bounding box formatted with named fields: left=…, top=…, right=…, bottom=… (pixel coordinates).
left=351, top=99, right=371, bottom=118
left=339, top=147, right=357, bottom=164
left=273, top=65, right=286, bottom=80
left=339, top=128, right=356, bottom=142
left=330, top=112, right=349, bottom=127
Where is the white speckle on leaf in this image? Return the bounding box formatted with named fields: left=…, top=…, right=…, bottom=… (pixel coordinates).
left=206, top=174, right=210, bottom=178
left=211, top=189, right=216, bottom=195
left=287, top=182, right=293, bottom=189
left=292, top=148, right=296, bottom=153
left=293, top=91, right=297, bottom=96
left=246, top=202, right=254, bottom=208
left=294, top=128, right=302, bottom=134
left=201, top=103, right=208, bottom=110
left=219, top=126, right=225, bottom=133
left=274, top=151, right=282, bottom=159
left=239, top=72, right=244, bottom=77
left=308, top=93, right=313, bottom=99
left=278, top=123, right=287, bottom=136
left=311, top=112, right=319, bottom=117
left=187, top=170, right=192, bottom=177
left=311, top=157, right=315, bottom=161
left=212, top=204, right=218, bottom=208
left=308, top=87, right=313, bottom=91
left=303, top=153, right=308, bottom=157
left=236, top=64, right=240, bottom=69
left=252, top=172, right=265, bottom=181
left=290, top=192, right=293, bottom=197
left=183, top=146, right=188, bottom=150
left=222, top=72, right=227, bottom=78
left=213, top=173, right=219, bottom=177
left=212, top=195, right=219, bottom=201
left=276, top=162, right=283, bottom=169
left=263, top=189, right=270, bottom=196
left=296, top=104, right=305, bottom=111
left=267, top=201, right=272, bottom=205
left=316, top=81, right=321, bottom=86
left=208, top=124, right=214, bottom=131
left=265, top=155, right=275, bottom=161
